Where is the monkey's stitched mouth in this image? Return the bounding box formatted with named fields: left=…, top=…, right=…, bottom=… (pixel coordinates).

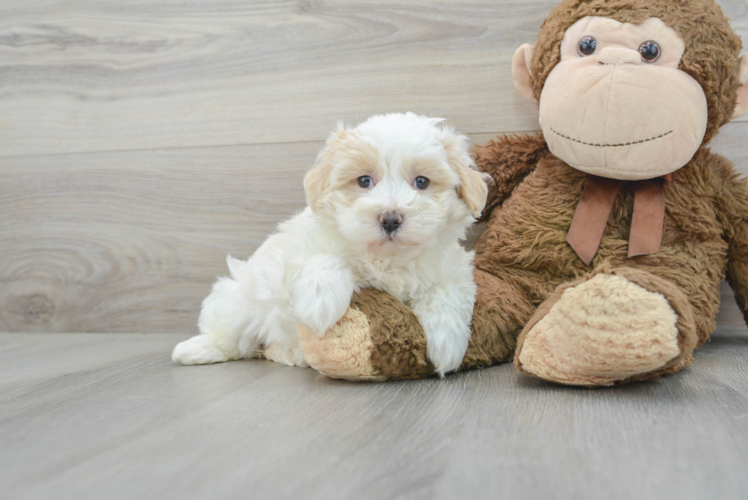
left=551, top=128, right=674, bottom=148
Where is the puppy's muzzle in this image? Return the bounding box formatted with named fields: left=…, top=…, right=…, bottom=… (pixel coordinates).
left=379, top=212, right=404, bottom=235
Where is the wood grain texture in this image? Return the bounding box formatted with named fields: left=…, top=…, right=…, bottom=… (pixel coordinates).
left=2, top=331, right=748, bottom=500
left=0, top=141, right=312, bottom=332
left=0, top=0, right=744, bottom=157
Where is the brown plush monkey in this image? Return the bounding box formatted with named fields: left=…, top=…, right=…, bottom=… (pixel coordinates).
left=298, top=0, right=748, bottom=386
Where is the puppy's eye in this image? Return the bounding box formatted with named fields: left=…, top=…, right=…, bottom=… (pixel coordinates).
left=413, top=176, right=430, bottom=190
left=357, top=176, right=373, bottom=188
left=578, top=36, right=597, bottom=56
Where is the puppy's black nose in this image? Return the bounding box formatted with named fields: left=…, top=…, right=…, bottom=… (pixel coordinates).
left=379, top=212, right=403, bottom=235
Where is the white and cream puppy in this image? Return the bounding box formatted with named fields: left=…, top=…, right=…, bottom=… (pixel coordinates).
left=172, top=112, right=489, bottom=376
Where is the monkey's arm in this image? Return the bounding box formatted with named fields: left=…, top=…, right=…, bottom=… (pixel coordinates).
left=714, top=153, right=748, bottom=324
left=473, top=133, right=547, bottom=221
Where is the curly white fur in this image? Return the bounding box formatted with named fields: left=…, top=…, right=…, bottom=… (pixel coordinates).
left=172, top=112, right=488, bottom=376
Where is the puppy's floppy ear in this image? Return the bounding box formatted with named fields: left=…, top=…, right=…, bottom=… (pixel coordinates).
left=440, top=128, right=490, bottom=218
left=305, top=122, right=347, bottom=212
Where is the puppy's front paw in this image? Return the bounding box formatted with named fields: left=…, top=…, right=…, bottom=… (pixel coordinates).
left=426, top=335, right=469, bottom=377
left=293, top=292, right=351, bottom=337
left=292, top=255, right=355, bottom=337
left=420, top=318, right=471, bottom=377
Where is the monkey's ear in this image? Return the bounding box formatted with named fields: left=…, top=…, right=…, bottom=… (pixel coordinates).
left=512, top=44, right=536, bottom=104
left=733, top=54, right=748, bottom=119
left=305, top=122, right=347, bottom=212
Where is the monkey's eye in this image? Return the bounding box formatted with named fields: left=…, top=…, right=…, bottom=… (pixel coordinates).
left=578, top=36, right=598, bottom=56
left=413, top=176, right=430, bottom=190
left=358, top=176, right=374, bottom=188
left=639, top=41, right=661, bottom=63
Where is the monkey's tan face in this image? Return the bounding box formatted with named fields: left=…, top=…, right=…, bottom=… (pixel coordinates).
left=539, top=17, right=708, bottom=180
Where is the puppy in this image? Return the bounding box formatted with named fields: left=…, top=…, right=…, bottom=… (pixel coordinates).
left=172, top=112, right=489, bottom=376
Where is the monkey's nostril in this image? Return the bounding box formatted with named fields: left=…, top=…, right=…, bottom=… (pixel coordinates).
left=379, top=212, right=403, bottom=234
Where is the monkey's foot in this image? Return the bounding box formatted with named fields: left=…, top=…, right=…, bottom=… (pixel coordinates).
left=515, top=267, right=697, bottom=386
left=297, top=289, right=434, bottom=381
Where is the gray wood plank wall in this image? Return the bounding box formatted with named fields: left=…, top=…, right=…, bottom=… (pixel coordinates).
left=1, top=0, right=747, bottom=333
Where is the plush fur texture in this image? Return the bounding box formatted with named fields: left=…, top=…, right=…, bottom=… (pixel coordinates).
left=518, top=263, right=699, bottom=383
left=517, top=273, right=681, bottom=385
left=298, top=297, right=387, bottom=382
left=471, top=137, right=746, bottom=383
left=530, top=0, right=743, bottom=144
left=300, top=289, right=435, bottom=381
left=307, top=137, right=745, bottom=382
left=538, top=17, right=709, bottom=181
left=515, top=265, right=698, bottom=386
left=172, top=113, right=488, bottom=377
left=298, top=0, right=748, bottom=385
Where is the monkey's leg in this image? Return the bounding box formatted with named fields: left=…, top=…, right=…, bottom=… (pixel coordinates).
left=297, top=269, right=537, bottom=381
left=460, top=268, right=538, bottom=370
left=514, top=265, right=698, bottom=387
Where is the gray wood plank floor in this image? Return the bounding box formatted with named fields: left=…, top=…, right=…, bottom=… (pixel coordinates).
left=2, top=331, right=748, bottom=500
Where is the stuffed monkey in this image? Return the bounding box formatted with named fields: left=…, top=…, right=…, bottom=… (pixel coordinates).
left=298, top=0, right=748, bottom=386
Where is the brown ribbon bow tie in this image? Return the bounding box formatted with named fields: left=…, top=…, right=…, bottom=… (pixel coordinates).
left=567, top=173, right=673, bottom=266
